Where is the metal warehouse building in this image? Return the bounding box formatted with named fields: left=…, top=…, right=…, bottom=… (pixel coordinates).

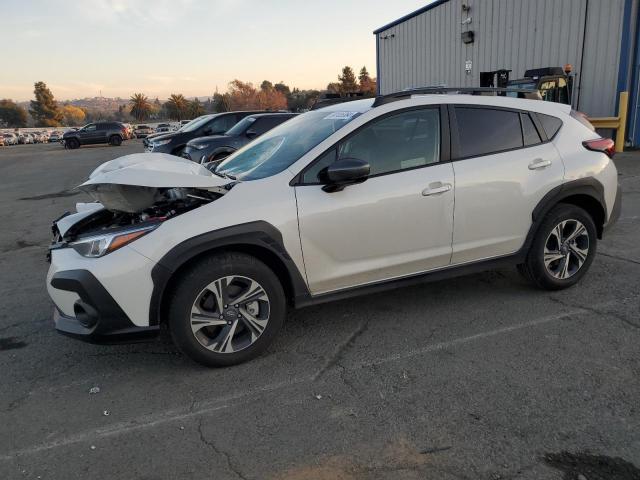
left=374, top=0, right=640, bottom=147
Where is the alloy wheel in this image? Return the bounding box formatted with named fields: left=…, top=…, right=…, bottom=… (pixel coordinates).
left=544, top=219, right=590, bottom=280
left=190, top=275, right=270, bottom=353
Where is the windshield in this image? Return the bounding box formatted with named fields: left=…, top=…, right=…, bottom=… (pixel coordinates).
left=225, top=116, right=256, bottom=136
left=216, top=109, right=362, bottom=181
left=180, top=115, right=213, bottom=132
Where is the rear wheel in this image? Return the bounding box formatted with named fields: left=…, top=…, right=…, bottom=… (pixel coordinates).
left=519, top=204, right=597, bottom=290
left=168, top=252, right=286, bottom=367
left=109, top=135, right=122, bottom=146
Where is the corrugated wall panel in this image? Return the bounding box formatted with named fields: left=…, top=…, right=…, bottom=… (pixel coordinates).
left=376, top=0, right=626, bottom=116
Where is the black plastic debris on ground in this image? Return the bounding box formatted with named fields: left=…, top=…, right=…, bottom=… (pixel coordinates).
left=544, top=451, right=640, bottom=480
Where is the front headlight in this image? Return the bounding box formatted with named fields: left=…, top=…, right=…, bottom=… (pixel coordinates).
left=152, top=139, right=172, bottom=147
left=70, top=225, right=158, bottom=258
left=191, top=143, right=209, bottom=150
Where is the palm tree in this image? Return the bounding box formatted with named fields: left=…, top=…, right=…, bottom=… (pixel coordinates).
left=165, top=94, right=188, bottom=121
left=129, top=93, right=151, bottom=122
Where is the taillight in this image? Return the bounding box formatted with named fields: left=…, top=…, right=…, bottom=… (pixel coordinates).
left=582, top=138, right=615, bottom=158
left=571, top=110, right=595, bottom=131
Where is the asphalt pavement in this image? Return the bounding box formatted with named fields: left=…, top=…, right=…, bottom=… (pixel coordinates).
left=0, top=141, right=639, bottom=480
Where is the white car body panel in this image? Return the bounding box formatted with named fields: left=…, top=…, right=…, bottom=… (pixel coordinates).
left=48, top=246, right=156, bottom=326
left=296, top=163, right=455, bottom=293
left=81, top=153, right=227, bottom=190
left=450, top=141, right=564, bottom=264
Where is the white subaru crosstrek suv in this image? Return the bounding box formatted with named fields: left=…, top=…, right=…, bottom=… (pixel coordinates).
left=46, top=90, right=621, bottom=366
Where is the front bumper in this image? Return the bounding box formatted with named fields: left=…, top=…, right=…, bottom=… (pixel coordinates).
left=603, top=183, right=622, bottom=235
left=51, top=269, right=159, bottom=343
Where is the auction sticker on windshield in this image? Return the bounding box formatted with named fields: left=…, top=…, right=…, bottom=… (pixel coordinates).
left=323, top=111, right=359, bottom=120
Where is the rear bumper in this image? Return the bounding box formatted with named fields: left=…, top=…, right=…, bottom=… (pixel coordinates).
left=50, top=269, right=159, bottom=344
left=603, top=184, right=622, bottom=235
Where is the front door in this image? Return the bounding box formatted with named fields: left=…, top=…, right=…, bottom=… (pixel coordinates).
left=295, top=106, right=455, bottom=294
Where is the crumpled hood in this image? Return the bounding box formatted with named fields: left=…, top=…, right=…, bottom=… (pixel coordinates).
left=77, top=153, right=231, bottom=213
left=80, top=153, right=229, bottom=190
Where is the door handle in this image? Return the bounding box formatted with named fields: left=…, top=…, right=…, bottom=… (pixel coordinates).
left=528, top=158, right=552, bottom=170
left=422, top=182, right=452, bottom=196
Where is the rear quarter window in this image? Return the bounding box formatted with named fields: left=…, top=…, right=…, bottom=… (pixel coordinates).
left=536, top=113, right=563, bottom=139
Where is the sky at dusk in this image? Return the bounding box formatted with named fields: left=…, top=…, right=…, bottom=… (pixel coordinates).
left=1, top=0, right=430, bottom=101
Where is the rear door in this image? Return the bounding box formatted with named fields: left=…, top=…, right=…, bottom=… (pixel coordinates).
left=449, top=105, right=564, bottom=264
left=295, top=106, right=455, bottom=294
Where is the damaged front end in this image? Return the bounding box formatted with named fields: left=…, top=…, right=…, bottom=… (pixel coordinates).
left=50, top=153, right=233, bottom=258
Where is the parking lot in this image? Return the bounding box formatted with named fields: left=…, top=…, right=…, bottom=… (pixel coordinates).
left=0, top=141, right=639, bottom=479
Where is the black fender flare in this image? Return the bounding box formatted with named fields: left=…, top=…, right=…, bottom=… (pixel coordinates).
left=520, top=177, right=607, bottom=257
left=148, top=221, right=309, bottom=325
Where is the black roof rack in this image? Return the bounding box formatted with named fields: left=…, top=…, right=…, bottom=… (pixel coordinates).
left=372, top=87, right=541, bottom=107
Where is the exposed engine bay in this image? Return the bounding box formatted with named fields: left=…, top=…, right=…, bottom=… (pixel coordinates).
left=57, top=187, right=223, bottom=242
left=51, top=153, right=234, bottom=243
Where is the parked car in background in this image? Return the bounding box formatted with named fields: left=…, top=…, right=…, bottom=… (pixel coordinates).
left=0, top=136, right=4, bottom=147
left=3, top=133, right=18, bottom=145
left=182, top=112, right=298, bottom=164
left=134, top=125, right=154, bottom=138
left=18, top=133, right=34, bottom=144
left=179, top=120, right=192, bottom=129
left=62, top=121, right=127, bottom=149
left=155, top=123, right=172, bottom=134
left=146, top=111, right=263, bottom=156
left=48, top=131, right=63, bottom=143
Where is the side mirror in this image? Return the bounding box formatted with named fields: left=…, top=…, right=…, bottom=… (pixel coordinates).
left=246, top=129, right=258, bottom=139
left=320, top=158, right=370, bottom=192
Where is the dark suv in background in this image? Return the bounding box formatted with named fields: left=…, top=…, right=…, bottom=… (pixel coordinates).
left=182, top=113, right=298, bottom=163
left=63, top=122, right=127, bottom=149
left=145, top=111, right=263, bottom=156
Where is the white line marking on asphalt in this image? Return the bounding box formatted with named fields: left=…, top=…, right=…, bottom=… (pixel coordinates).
left=0, top=307, right=590, bottom=461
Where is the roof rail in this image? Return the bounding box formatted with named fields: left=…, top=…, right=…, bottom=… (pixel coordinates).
left=372, top=87, right=541, bottom=107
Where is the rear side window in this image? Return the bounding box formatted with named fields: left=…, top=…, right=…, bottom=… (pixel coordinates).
left=521, top=113, right=542, bottom=146
left=454, top=107, right=522, bottom=158
left=536, top=113, right=563, bottom=139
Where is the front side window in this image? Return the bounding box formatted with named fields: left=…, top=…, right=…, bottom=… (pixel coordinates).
left=455, top=107, right=522, bottom=158
left=301, top=108, right=440, bottom=183
left=216, top=109, right=362, bottom=180
left=83, top=124, right=97, bottom=132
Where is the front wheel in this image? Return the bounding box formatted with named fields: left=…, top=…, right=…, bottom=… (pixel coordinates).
left=66, top=138, right=80, bottom=149
left=168, top=252, right=286, bottom=367
left=519, top=204, right=597, bottom=290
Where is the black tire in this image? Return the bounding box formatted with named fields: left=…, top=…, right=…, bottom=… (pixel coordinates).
left=168, top=252, right=286, bottom=367
left=66, top=138, right=80, bottom=150
left=519, top=204, right=597, bottom=290
left=109, top=135, right=122, bottom=146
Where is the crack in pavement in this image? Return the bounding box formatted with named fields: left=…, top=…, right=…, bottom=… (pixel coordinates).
left=549, top=296, right=640, bottom=330
left=0, top=308, right=603, bottom=461
left=197, top=418, right=249, bottom=480
left=312, top=319, right=369, bottom=382
left=598, top=251, right=640, bottom=266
